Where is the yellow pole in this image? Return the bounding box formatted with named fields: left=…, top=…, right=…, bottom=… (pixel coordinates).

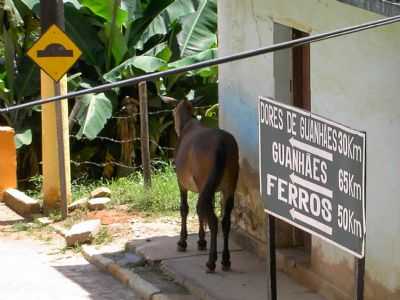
left=41, top=71, right=71, bottom=212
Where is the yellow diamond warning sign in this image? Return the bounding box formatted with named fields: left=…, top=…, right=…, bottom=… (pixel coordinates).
left=27, top=24, right=82, bottom=82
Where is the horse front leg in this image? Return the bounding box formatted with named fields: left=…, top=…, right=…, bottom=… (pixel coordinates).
left=198, top=218, right=207, bottom=251
left=177, top=187, right=188, bottom=252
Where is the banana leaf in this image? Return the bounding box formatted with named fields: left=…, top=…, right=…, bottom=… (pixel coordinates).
left=178, top=0, right=217, bottom=56
left=74, top=84, right=113, bottom=140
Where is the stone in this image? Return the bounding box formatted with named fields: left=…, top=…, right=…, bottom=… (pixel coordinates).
left=88, top=197, right=111, bottom=211
left=127, top=272, right=161, bottom=300
left=36, top=217, right=53, bottom=226
left=90, top=187, right=111, bottom=199
left=51, top=224, right=68, bottom=237
left=108, top=264, right=131, bottom=285
left=0, top=203, right=25, bottom=225
left=68, top=197, right=89, bottom=212
left=116, top=253, right=146, bottom=268
left=65, top=219, right=101, bottom=247
left=3, top=188, right=41, bottom=217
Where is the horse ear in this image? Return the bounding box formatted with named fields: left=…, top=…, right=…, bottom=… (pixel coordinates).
left=160, top=96, right=178, bottom=106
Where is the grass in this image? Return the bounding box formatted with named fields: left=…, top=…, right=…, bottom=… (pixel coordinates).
left=23, top=163, right=224, bottom=216
left=9, top=221, right=54, bottom=242
left=108, top=165, right=197, bottom=213
left=68, top=163, right=199, bottom=214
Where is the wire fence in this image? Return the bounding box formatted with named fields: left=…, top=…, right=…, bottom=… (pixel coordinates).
left=66, top=104, right=215, bottom=175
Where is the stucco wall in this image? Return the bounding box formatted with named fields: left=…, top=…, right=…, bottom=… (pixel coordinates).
left=0, top=127, right=17, bottom=200
left=218, top=0, right=400, bottom=299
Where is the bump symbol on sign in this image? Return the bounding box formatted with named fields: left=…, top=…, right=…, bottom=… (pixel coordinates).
left=37, top=43, right=74, bottom=58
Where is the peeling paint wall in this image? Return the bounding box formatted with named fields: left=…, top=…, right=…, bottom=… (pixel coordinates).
left=0, top=127, right=17, bottom=200
left=218, top=0, right=400, bottom=298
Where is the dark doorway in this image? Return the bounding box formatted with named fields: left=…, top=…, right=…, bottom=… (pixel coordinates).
left=293, top=29, right=311, bottom=111
left=292, top=28, right=311, bottom=254
left=273, top=24, right=311, bottom=254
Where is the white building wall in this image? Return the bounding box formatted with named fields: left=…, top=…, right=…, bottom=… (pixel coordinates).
left=218, top=0, right=400, bottom=298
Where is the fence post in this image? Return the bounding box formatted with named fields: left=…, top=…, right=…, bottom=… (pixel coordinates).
left=139, top=81, right=151, bottom=188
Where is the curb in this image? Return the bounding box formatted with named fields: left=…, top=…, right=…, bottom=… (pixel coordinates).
left=160, top=262, right=215, bottom=300
left=82, top=245, right=189, bottom=300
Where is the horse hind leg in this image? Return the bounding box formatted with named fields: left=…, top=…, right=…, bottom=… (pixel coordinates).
left=177, top=187, right=188, bottom=252
left=197, top=194, right=218, bottom=273
left=221, top=192, right=234, bottom=271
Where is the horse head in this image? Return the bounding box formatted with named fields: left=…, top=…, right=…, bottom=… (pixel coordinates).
left=161, top=97, right=194, bottom=136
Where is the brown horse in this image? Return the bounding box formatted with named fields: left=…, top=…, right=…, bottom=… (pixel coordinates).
left=169, top=99, right=239, bottom=273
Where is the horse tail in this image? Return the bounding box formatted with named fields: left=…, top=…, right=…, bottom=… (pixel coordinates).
left=197, top=140, right=226, bottom=221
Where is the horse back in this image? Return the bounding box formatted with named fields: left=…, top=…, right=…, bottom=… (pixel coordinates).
left=175, top=122, right=239, bottom=194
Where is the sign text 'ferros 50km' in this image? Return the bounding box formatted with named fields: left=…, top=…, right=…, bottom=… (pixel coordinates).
left=259, top=97, right=366, bottom=258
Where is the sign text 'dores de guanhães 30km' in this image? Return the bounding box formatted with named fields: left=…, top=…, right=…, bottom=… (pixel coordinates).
left=259, top=97, right=366, bottom=258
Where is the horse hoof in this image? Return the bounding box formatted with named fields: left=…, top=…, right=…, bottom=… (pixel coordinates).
left=197, top=241, right=207, bottom=251
left=206, top=269, right=216, bottom=274
left=177, top=241, right=187, bottom=252
left=222, top=263, right=231, bottom=272
left=198, top=245, right=207, bottom=251
left=206, top=262, right=216, bottom=273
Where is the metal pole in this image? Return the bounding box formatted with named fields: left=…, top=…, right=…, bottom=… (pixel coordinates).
left=54, top=82, right=68, bottom=219
left=2, top=15, right=400, bottom=113
left=265, top=214, right=277, bottom=300
left=354, top=257, right=365, bottom=300
left=139, top=81, right=151, bottom=188
left=355, top=136, right=367, bottom=300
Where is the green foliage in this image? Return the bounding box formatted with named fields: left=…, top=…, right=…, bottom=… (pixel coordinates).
left=0, top=0, right=219, bottom=179
left=74, top=86, right=113, bottom=140
left=93, top=226, right=113, bottom=245
left=59, top=0, right=219, bottom=148
left=15, top=128, right=32, bottom=149
left=126, top=0, right=175, bottom=50
left=0, top=0, right=42, bottom=138
left=103, top=56, right=167, bottom=82
left=68, top=163, right=197, bottom=213
left=11, top=222, right=31, bottom=232
left=81, top=0, right=128, bottom=26
left=108, top=163, right=196, bottom=212
left=178, top=0, right=217, bottom=56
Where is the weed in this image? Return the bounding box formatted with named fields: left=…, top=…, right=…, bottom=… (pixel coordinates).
left=20, top=163, right=223, bottom=216
left=61, top=243, right=82, bottom=254
left=11, top=222, right=31, bottom=232
left=24, top=175, right=43, bottom=199
left=93, top=226, right=113, bottom=245
left=108, top=164, right=197, bottom=213
left=59, top=209, right=87, bottom=230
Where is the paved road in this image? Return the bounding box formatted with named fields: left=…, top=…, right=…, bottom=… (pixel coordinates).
left=0, top=238, right=138, bottom=300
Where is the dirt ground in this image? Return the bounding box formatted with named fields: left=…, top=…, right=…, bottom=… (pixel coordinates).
left=0, top=205, right=200, bottom=255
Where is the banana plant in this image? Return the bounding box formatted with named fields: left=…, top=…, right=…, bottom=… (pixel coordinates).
left=65, top=0, right=218, bottom=142
left=0, top=0, right=219, bottom=178
left=0, top=0, right=41, bottom=146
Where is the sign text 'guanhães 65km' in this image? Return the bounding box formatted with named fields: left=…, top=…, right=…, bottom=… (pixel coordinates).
left=259, top=97, right=366, bottom=258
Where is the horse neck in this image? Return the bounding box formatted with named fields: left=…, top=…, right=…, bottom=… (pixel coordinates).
left=179, top=118, right=202, bottom=137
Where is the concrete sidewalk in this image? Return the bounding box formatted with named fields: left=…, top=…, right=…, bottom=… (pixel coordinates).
left=0, top=238, right=138, bottom=300
left=128, top=233, right=327, bottom=300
